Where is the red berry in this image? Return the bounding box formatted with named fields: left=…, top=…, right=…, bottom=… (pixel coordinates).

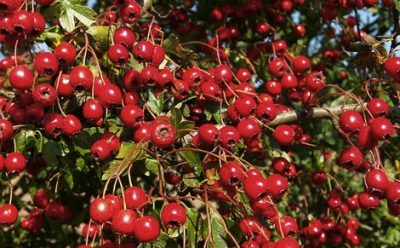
left=273, top=125, right=295, bottom=146
left=9, top=65, right=34, bottom=90
left=31, top=13, right=46, bottom=37
left=111, top=209, right=137, bottom=235
left=133, top=122, right=152, bottom=142
left=33, top=189, right=50, bottom=208
left=305, top=71, right=325, bottom=91
left=56, top=74, right=74, bottom=98
left=365, top=169, right=390, bottom=193
left=62, top=115, right=82, bottom=136
left=133, top=216, right=160, bottom=243
left=384, top=57, right=400, bottom=79
left=124, top=186, right=147, bottom=210
left=237, top=118, right=261, bottom=140
left=54, top=42, right=76, bottom=67
left=243, top=175, right=269, bottom=201
left=234, top=96, right=257, bottom=117
left=339, top=110, right=364, bottom=133
left=83, top=99, right=104, bottom=121
left=0, top=119, right=13, bottom=142
left=219, top=161, right=245, bottom=187
left=90, top=198, right=114, bottom=223
left=219, top=126, right=240, bottom=149
left=275, top=216, right=298, bottom=237
left=33, top=52, right=59, bottom=76
left=275, top=237, right=299, bottom=248
left=236, top=68, right=251, bottom=82
left=108, top=44, right=130, bottom=65
left=32, top=83, right=57, bottom=107
left=97, top=83, right=122, bottom=107
left=337, top=146, right=363, bottom=170
left=120, top=1, right=142, bottom=24
left=43, top=113, right=63, bottom=138
left=91, top=140, right=112, bottom=161
left=292, top=55, right=311, bottom=73
left=133, top=41, right=154, bottom=62
left=5, top=152, right=26, bottom=173
left=370, top=117, right=395, bottom=140
left=69, top=66, right=94, bottom=91
left=358, top=191, right=380, bottom=210
left=151, top=122, right=176, bottom=148
left=269, top=58, right=287, bottom=77
left=386, top=182, right=400, bottom=203
left=12, top=10, right=34, bottom=34
left=100, top=132, right=120, bottom=154
left=367, top=98, right=389, bottom=117
left=113, top=27, right=136, bottom=47
left=0, top=204, right=18, bottom=225
left=266, top=174, right=288, bottom=198
left=311, top=170, right=327, bottom=185
left=120, top=104, right=144, bottom=128
left=160, top=202, right=187, bottom=228
left=256, top=102, right=277, bottom=123
left=281, top=73, right=298, bottom=89
left=198, top=124, right=219, bottom=145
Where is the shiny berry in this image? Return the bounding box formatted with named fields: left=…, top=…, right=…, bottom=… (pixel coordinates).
left=5, top=152, right=26, bottom=173
left=133, top=216, right=160, bottom=243
left=160, top=202, right=187, bottom=228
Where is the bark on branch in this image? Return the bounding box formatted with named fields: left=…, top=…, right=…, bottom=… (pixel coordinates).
left=268, top=104, right=365, bottom=127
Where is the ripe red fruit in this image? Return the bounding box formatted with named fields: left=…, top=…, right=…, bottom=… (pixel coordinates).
left=120, top=1, right=142, bottom=24
left=5, top=152, right=26, bottom=173
left=0, top=204, right=18, bottom=225
left=239, top=216, right=263, bottom=236
left=0, top=119, right=13, bottom=142
left=12, top=10, right=34, bottom=34
left=275, top=216, right=298, bottom=236
left=370, top=117, right=395, bottom=140
left=120, top=104, right=144, bottom=128
left=347, top=194, right=360, bottom=210
left=113, top=27, right=136, bottom=47
left=243, top=175, right=269, bottom=201
left=292, top=55, right=311, bottom=73
left=100, top=132, right=120, bottom=154
left=356, top=125, right=377, bottom=150
left=160, top=202, right=187, bottom=228
left=365, top=169, right=390, bottom=193
left=81, top=223, right=98, bottom=238
left=337, top=146, right=363, bottom=170
left=56, top=74, right=74, bottom=98
left=386, top=182, right=400, bottom=203
left=281, top=73, right=298, bottom=89
left=111, top=209, right=137, bottom=235
left=269, top=58, right=287, bottom=77
left=0, top=154, right=4, bottom=171
left=214, top=64, right=233, bottom=83
left=33, top=189, right=50, bottom=208
left=236, top=68, right=251, bottom=82
left=108, top=44, right=130, bottom=65
left=97, top=83, right=122, bottom=107
left=267, top=174, right=289, bottom=198
left=0, top=0, right=24, bottom=12
left=32, top=83, right=57, bottom=107
left=219, top=126, right=241, bottom=149
left=358, top=191, right=380, bottom=210
left=54, top=42, right=76, bottom=67
left=275, top=237, right=299, bottom=248
left=9, top=65, right=34, bottom=90
left=339, top=110, right=364, bottom=133
left=234, top=96, right=257, bottom=117
left=241, top=240, right=259, bottom=248
left=264, top=80, right=282, bottom=96
left=273, top=125, right=295, bottom=146
left=43, top=113, right=63, bottom=138
left=32, top=13, right=46, bottom=36
left=305, top=71, right=325, bottom=91
left=151, top=122, right=176, bottom=148
left=198, top=124, right=219, bottom=145
left=292, top=24, right=306, bottom=37
left=311, top=170, right=327, bottom=184
left=91, top=140, right=112, bottom=161
left=256, top=102, right=277, bottom=123
left=83, top=99, right=104, bottom=121
left=90, top=198, right=114, bottom=223
left=219, top=161, right=245, bottom=187
left=124, top=186, right=147, bottom=210
left=367, top=98, right=389, bottom=117
left=384, top=57, right=400, bottom=79
left=61, top=115, right=82, bottom=136
left=152, top=45, right=166, bottom=66
left=45, top=201, right=72, bottom=221
left=133, top=216, right=160, bottom=243
left=33, top=52, right=59, bottom=76
left=133, top=41, right=154, bottom=62
left=256, top=21, right=271, bottom=35
left=69, top=66, right=94, bottom=91
left=134, top=122, right=153, bottom=142
left=237, top=118, right=261, bottom=140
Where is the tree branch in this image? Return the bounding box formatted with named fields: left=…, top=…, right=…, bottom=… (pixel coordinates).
left=268, top=104, right=364, bottom=126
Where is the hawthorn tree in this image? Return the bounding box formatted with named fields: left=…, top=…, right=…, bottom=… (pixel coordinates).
left=0, top=0, right=400, bottom=247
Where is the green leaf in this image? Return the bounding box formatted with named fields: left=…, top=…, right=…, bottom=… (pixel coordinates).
left=396, top=2, right=400, bottom=12
left=210, top=209, right=228, bottom=248
left=185, top=207, right=201, bottom=248
left=14, top=130, right=37, bottom=152
left=178, top=147, right=202, bottom=176
left=153, top=232, right=170, bottom=247
left=57, top=0, right=97, bottom=32
left=42, top=139, right=62, bottom=166
left=145, top=158, right=159, bottom=174
left=143, top=0, right=154, bottom=10
left=87, top=26, right=113, bottom=50
left=102, top=142, right=148, bottom=180
left=147, top=90, right=164, bottom=116
left=183, top=177, right=202, bottom=187
left=72, top=127, right=101, bottom=155
left=163, top=35, right=198, bottom=60
left=64, top=168, right=74, bottom=189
